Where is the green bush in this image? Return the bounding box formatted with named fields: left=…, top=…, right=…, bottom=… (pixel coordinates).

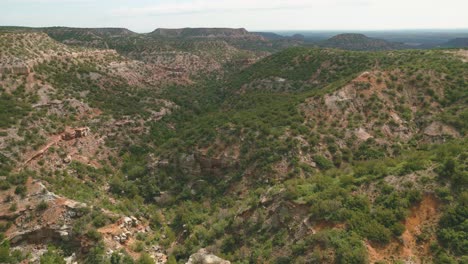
left=37, top=200, right=48, bottom=211
left=40, top=246, right=66, bottom=264
left=313, top=155, right=334, bottom=170
left=437, top=196, right=468, bottom=255
left=86, top=229, right=102, bottom=242
left=137, top=253, right=155, bottom=264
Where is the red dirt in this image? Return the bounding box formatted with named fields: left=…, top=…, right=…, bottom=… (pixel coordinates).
left=23, top=134, right=62, bottom=165
left=314, top=221, right=345, bottom=233
left=98, top=217, right=149, bottom=259
left=22, top=125, right=104, bottom=171
left=367, top=195, right=441, bottom=264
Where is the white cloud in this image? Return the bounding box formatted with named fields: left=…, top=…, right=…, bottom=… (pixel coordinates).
left=110, top=0, right=368, bottom=16
left=1, top=0, right=467, bottom=31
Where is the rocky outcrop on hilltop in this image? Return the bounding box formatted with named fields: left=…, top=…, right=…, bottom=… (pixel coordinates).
left=0, top=32, right=122, bottom=76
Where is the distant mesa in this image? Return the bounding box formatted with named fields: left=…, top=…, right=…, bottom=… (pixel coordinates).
left=149, top=27, right=260, bottom=39
left=41, top=27, right=138, bottom=40
left=321, top=33, right=408, bottom=51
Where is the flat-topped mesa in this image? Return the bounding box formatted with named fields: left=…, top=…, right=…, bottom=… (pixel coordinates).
left=149, top=27, right=263, bottom=39
left=42, top=27, right=138, bottom=38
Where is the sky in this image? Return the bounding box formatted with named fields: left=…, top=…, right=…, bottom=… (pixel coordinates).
left=1, top=0, right=467, bottom=33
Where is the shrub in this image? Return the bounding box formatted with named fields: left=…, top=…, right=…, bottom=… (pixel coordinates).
left=0, top=181, right=10, bottom=191
left=37, top=200, right=48, bottom=211
left=0, top=243, right=11, bottom=263
left=437, top=200, right=468, bottom=255
left=86, top=229, right=102, bottom=242
left=40, top=246, right=66, bottom=264
left=14, top=185, right=27, bottom=197
left=84, top=243, right=106, bottom=264
left=167, top=255, right=177, bottom=264
left=313, top=155, right=334, bottom=170
left=275, top=256, right=292, bottom=264
left=92, top=214, right=108, bottom=228
left=9, top=203, right=17, bottom=212
left=137, top=253, right=155, bottom=264
left=132, top=241, right=144, bottom=253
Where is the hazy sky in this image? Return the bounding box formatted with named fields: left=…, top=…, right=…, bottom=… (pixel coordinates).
left=1, top=0, right=467, bottom=32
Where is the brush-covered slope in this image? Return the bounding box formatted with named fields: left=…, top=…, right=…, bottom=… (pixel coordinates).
left=112, top=47, right=467, bottom=263
left=34, top=27, right=272, bottom=76
left=0, top=31, right=186, bottom=263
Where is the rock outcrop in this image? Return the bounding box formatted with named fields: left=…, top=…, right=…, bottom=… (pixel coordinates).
left=186, top=248, right=230, bottom=264
left=61, top=127, right=90, bottom=141
left=300, top=70, right=454, bottom=151
left=423, top=121, right=460, bottom=138
left=0, top=179, right=87, bottom=254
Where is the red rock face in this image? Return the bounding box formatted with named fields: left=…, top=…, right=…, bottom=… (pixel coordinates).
left=0, top=178, right=86, bottom=248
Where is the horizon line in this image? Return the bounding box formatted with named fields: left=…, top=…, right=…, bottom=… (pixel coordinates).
left=1, top=24, right=468, bottom=34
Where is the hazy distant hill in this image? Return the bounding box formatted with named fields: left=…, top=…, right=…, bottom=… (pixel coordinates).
left=253, top=32, right=287, bottom=40
left=254, top=32, right=305, bottom=41
left=320, top=33, right=408, bottom=51
left=440, top=37, right=468, bottom=48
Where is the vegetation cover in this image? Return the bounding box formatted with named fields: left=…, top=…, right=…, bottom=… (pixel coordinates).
left=0, top=27, right=466, bottom=263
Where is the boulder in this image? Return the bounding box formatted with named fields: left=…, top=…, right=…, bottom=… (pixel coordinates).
left=63, top=155, right=72, bottom=164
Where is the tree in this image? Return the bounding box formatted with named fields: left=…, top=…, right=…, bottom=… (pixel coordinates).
left=167, top=255, right=177, bottom=264
left=85, top=244, right=106, bottom=264
left=0, top=243, right=11, bottom=263
left=313, top=155, right=334, bottom=170
left=137, top=253, right=155, bottom=264
left=40, top=246, right=66, bottom=264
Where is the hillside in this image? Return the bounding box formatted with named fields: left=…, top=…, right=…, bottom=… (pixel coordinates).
left=321, top=33, right=408, bottom=51
left=28, top=27, right=268, bottom=81
left=0, top=29, right=466, bottom=264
